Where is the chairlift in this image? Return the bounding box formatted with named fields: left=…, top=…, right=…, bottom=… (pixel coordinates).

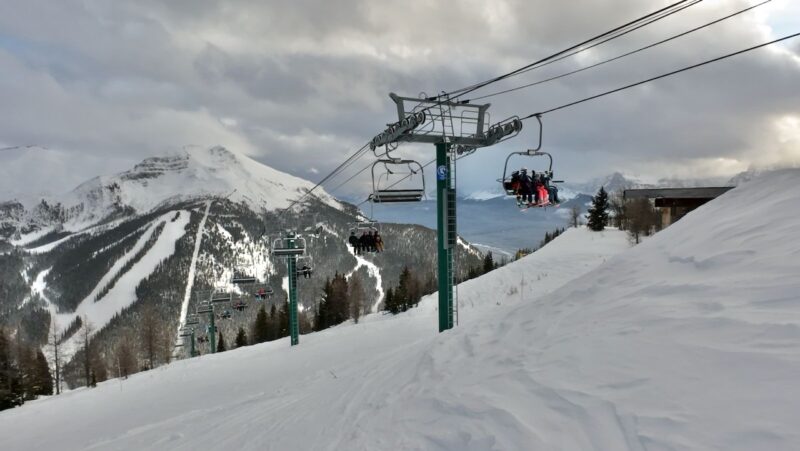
left=496, top=116, right=562, bottom=206
left=348, top=220, right=380, bottom=234
left=368, top=159, right=426, bottom=203
left=271, top=236, right=307, bottom=257
left=219, top=309, right=232, bottom=319
left=296, top=256, right=314, bottom=279
left=231, top=251, right=258, bottom=285
left=210, top=289, right=232, bottom=304
left=232, top=299, right=248, bottom=311
left=196, top=301, right=213, bottom=314
left=254, top=284, right=273, bottom=300
left=185, top=315, right=199, bottom=326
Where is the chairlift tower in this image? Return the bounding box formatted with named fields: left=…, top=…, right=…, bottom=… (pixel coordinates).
left=272, top=232, right=307, bottom=346
left=370, top=93, right=522, bottom=332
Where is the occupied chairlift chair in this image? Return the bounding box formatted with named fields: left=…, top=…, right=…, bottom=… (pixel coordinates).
left=497, top=116, right=562, bottom=196
left=296, top=256, right=314, bottom=278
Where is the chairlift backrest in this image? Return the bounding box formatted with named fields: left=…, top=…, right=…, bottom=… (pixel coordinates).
left=370, top=159, right=426, bottom=203
left=271, top=236, right=307, bottom=257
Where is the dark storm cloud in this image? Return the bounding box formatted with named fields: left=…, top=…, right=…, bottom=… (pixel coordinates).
left=0, top=0, right=798, bottom=197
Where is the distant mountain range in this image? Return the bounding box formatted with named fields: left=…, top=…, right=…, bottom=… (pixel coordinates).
left=0, top=146, right=482, bottom=388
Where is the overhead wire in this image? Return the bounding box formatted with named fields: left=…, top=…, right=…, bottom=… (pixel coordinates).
left=469, top=0, right=772, bottom=102
left=283, top=0, right=711, bottom=211
left=517, top=31, right=800, bottom=120
left=436, top=0, right=702, bottom=101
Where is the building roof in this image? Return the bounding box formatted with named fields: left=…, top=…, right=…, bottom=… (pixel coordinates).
left=623, top=187, right=734, bottom=200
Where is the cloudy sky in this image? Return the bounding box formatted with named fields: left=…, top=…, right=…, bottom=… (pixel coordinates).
left=1, top=0, right=798, bottom=200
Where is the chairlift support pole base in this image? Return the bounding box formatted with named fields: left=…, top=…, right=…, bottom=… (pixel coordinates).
left=287, top=232, right=300, bottom=346
left=436, top=142, right=455, bottom=332
left=208, top=306, right=216, bottom=354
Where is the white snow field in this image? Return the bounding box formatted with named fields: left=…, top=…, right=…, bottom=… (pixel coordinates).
left=3, top=170, right=800, bottom=450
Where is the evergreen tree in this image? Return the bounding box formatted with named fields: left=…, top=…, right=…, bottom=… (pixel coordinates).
left=278, top=301, right=290, bottom=338
left=234, top=327, right=248, bottom=348
left=217, top=332, right=226, bottom=352
left=252, top=306, right=269, bottom=344
left=0, top=328, right=23, bottom=410
left=483, top=252, right=495, bottom=274
left=268, top=304, right=279, bottom=340
left=384, top=287, right=400, bottom=314
left=32, top=349, right=53, bottom=397
left=587, top=186, right=610, bottom=231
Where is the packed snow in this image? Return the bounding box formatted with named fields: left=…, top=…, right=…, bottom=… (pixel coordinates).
left=2, top=170, right=800, bottom=450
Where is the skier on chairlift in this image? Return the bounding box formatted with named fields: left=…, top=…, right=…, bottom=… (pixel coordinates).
left=301, top=263, right=313, bottom=279
left=533, top=172, right=549, bottom=206
left=374, top=231, right=384, bottom=252
left=518, top=168, right=533, bottom=206
left=348, top=231, right=360, bottom=254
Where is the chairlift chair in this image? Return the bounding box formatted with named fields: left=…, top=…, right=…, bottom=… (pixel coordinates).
left=185, top=315, right=199, bottom=326
left=295, top=256, right=314, bottom=279
left=271, top=236, right=307, bottom=257
left=231, top=252, right=258, bottom=285
left=232, top=299, right=248, bottom=311
left=348, top=221, right=380, bottom=234
left=253, top=284, right=273, bottom=300
left=210, top=289, right=232, bottom=304
left=196, top=301, right=213, bottom=314
left=368, top=159, right=426, bottom=203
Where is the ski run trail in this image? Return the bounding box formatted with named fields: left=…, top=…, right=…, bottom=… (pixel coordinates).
left=345, top=244, right=385, bottom=313
left=176, top=201, right=212, bottom=346
left=3, top=170, right=800, bottom=450
left=42, top=211, right=190, bottom=357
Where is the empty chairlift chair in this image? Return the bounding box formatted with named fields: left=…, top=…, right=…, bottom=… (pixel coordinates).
left=368, top=159, right=426, bottom=203
left=271, top=236, right=307, bottom=257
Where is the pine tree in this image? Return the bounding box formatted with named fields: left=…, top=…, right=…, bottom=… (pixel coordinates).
left=234, top=327, right=248, bottom=348
left=278, top=301, right=290, bottom=338
left=32, top=349, right=53, bottom=397
left=268, top=304, right=279, bottom=340
left=216, top=332, right=226, bottom=352
left=0, top=328, right=23, bottom=410
left=384, top=287, right=400, bottom=314
left=483, top=252, right=495, bottom=274
left=252, top=306, right=269, bottom=344
left=587, top=186, right=610, bottom=231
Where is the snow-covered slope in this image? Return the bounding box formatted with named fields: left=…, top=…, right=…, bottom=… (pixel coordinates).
left=2, top=170, right=799, bottom=450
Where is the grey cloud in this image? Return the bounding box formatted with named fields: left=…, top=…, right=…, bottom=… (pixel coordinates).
left=0, top=0, right=798, bottom=199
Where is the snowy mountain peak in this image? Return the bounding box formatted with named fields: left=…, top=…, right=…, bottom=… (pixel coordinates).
left=64, top=146, right=338, bottom=221
left=1, top=146, right=339, bottom=236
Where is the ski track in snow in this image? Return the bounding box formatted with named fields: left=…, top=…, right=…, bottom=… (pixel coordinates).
left=57, top=211, right=190, bottom=356
left=177, top=201, right=212, bottom=346
left=345, top=245, right=385, bottom=313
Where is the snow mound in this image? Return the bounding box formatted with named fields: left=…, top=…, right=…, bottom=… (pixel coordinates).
left=2, top=169, right=799, bottom=450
